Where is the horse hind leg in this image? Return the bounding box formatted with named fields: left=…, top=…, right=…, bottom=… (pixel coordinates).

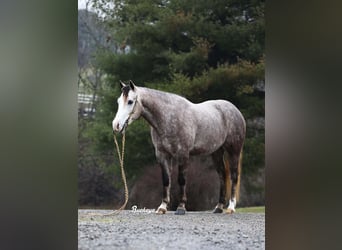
left=226, top=149, right=243, bottom=214
left=212, top=148, right=227, bottom=213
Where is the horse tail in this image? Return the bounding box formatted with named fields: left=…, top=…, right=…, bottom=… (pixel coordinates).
left=223, top=152, right=231, bottom=201
left=236, top=149, right=243, bottom=202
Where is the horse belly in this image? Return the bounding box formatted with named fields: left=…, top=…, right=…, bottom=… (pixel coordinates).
left=190, top=142, right=222, bottom=156
left=190, top=146, right=213, bottom=156
left=190, top=129, right=225, bottom=156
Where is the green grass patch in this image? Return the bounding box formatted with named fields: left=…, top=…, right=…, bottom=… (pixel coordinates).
left=236, top=206, right=265, bottom=213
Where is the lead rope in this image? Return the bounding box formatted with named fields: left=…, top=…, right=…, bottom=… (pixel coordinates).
left=88, top=133, right=128, bottom=217
left=112, top=132, right=128, bottom=212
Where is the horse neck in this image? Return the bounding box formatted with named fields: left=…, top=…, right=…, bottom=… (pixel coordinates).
left=138, top=87, right=172, bottom=133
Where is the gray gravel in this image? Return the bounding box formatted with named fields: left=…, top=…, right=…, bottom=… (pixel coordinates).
left=78, top=209, right=265, bottom=250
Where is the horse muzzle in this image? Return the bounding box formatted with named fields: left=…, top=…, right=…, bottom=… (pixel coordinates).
left=112, top=119, right=129, bottom=134
left=119, top=122, right=128, bottom=134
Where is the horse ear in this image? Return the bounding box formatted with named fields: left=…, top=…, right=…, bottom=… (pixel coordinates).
left=129, top=80, right=136, bottom=91
left=119, top=80, right=126, bottom=89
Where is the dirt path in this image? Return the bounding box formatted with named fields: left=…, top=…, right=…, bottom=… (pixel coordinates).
left=78, top=209, right=265, bottom=249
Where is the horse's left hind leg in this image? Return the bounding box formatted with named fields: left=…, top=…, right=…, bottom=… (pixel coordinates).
left=212, top=148, right=226, bottom=213
left=226, top=151, right=241, bottom=214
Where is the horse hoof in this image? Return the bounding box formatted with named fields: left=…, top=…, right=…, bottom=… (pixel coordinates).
left=156, top=208, right=166, bottom=214
left=175, top=207, right=186, bottom=215
left=213, top=207, right=223, bottom=213
left=226, top=208, right=235, bottom=214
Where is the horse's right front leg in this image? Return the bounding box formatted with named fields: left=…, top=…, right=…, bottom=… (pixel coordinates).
left=156, top=158, right=172, bottom=214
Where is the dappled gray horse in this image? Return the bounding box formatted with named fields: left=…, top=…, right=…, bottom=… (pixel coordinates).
left=112, top=80, right=245, bottom=215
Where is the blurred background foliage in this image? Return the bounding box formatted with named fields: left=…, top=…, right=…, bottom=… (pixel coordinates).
left=78, top=0, right=264, bottom=209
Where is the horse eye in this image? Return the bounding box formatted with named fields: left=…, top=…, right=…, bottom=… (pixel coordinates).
left=127, top=100, right=133, bottom=105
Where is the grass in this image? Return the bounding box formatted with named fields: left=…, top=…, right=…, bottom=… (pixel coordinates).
left=236, top=206, right=265, bottom=213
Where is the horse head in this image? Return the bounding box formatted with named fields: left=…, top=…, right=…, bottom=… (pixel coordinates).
left=112, top=80, right=142, bottom=133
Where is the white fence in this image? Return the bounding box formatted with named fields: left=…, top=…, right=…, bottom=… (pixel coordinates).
left=78, top=93, right=96, bottom=104
left=78, top=93, right=97, bottom=116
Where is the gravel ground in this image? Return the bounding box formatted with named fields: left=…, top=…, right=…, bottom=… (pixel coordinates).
left=78, top=209, right=265, bottom=250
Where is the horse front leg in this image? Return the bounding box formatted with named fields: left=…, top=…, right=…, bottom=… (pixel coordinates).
left=175, top=158, right=189, bottom=215
left=156, top=158, right=172, bottom=214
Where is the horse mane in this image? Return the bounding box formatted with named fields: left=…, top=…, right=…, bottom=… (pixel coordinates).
left=140, top=87, right=191, bottom=105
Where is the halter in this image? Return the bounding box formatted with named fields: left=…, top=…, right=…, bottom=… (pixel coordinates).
left=120, top=95, right=139, bottom=133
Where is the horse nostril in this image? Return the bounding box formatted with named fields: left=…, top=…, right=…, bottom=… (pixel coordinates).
left=116, top=123, right=120, bottom=130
